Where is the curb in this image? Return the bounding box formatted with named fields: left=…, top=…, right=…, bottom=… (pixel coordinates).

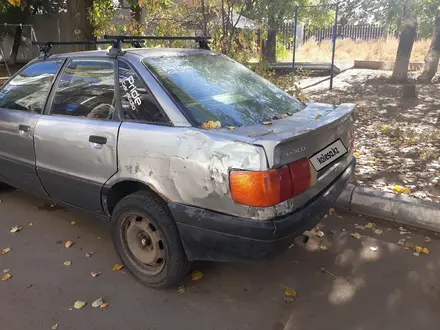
left=335, top=184, right=440, bottom=233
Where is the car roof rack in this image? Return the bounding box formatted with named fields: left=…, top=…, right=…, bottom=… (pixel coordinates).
left=32, top=35, right=211, bottom=58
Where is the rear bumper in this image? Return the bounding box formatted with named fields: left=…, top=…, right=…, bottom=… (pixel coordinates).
left=169, top=158, right=356, bottom=262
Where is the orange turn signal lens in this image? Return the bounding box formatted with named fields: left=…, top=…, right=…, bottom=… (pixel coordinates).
left=230, top=166, right=292, bottom=207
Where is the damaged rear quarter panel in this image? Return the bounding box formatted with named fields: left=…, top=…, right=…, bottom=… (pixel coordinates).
left=112, top=122, right=272, bottom=219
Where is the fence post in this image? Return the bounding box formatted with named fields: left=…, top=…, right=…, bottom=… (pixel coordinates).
left=292, top=6, right=299, bottom=74
left=330, top=2, right=339, bottom=90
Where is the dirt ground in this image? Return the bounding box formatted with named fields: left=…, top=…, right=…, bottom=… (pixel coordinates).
left=304, top=69, right=440, bottom=203
left=1, top=187, right=440, bottom=330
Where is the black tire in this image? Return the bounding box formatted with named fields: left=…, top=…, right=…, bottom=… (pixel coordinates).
left=111, top=190, right=190, bottom=288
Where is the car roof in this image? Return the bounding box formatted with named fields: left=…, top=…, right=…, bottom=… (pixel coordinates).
left=48, top=48, right=212, bottom=60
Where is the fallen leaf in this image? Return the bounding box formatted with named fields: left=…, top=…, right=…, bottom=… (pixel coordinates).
left=315, top=114, right=322, bottom=119
left=112, top=264, right=124, bottom=271
left=1, top=273, right=11, bottom=281
left=424, top=237, right=431, bottom=243
left=354, top=224, right=365, bottom=230
left=71, top=221, right=77, bottom=225
left=365, top=222, right=376, bottom=229
left=92, top=298, right=104, bottom=308
left=65, top=241, right=74, bottom=248
left=3, top=269, right=10, bottom=273
left=319, top=245, right=328, bottom=251
left=393, top=185, right=411, bottom=194
left=28, top=222, right=33, bottom=227
left=329, top=230, right=336, bottom=235
left=91, top=271, right=101, bottom=278
left=177, top=285, right=186, bottom=294
left=225, top=125, right=235, bottom=130
left=10, top=225, right=22, bottom=233
left=354, top=151, right=360, bottom=157
left=1, top=248, right=11, bottom=255
left=73, top=300, right=86, bottom=309
left=191, top=270, right=203, bottom=281
left=350, top=232, right=361, bottom=240
left=262, top=121, right=272, bottom=125
left=63, top=260, right=72, bottom=266
left=369, top=246, right=378, bottom=252
left=397, top=238, right=406, bottom=246
left=284, top=297, right=294, bottom=303
left=280, top=113, right=290, bottom=119
left=288, top=243, right=295, bottom=249
left=413, top=252, right=420, bottom=257
left=100, top=303, right=109, bottom=309
left=284, top=287, right=297, bottom=297
left=328, top=208, right=335, bottom=214
left=85, top=252, right=94, bottom=258
left=373, top=229, right=383, bottom=235
left=315, top=230, right=324, bottom=238
left=52, top=323, right=59, bottom=330
left=415, top=245, right=423, bottom=253
left=422, top=247, right=430, bottom=255
left=318, top=267, right=337, bottom=278
left=200, top=120, right=217, bottom=129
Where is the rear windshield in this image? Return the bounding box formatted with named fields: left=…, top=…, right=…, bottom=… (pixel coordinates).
left=142, top=54, right=305, bottom=127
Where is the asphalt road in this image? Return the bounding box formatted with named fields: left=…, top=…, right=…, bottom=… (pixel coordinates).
left=1, top=187, right=440, bottom=330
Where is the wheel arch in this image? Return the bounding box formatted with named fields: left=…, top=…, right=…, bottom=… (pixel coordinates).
left=102, top=179, right=170, bottom=217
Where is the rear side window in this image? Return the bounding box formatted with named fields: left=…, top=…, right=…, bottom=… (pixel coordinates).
left=118, top=59, right=169, bottom=124
left=50, top=59, right=115, bottom=120
left=0, top=61, right=62, bottom=114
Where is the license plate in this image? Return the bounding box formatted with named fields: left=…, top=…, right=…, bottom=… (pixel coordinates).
left=309, top=139, right=347, bottom=171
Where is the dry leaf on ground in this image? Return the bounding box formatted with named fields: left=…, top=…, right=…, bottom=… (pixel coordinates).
left=91, top=271, right=101, bottom=278
left=73, top=301, right=87, bottom=309
left=63, top=260, right=72, bottom=266
left=65, top=241, right=74, bottom=248
left=422, top=247, right=430, bottom=255
left=373, top=229, right=383, bottom=235
left=315, top=230, right=324, bottom=238
left=177, top=285, right=186, bottom=294
left=28, top=223, right=33, bottom=227
left=413, top=252, right=420, bottom=257
left=262, top=121, right=272, bottom=125
left=1, top=274, right=12, bottom=281
left=3, top=269, right=10, bottom=273
left=351, top=232, right=361, bottom=239
left=112, top=264, right=124, bottom=271
left=1, top=248, right=11, bottom=255
left=329, top=208, right=335, bottom=214
left=191, top=270, right=203, bottom=281
left=52, top=323, right=59, bottom=330
left=71, top=221, right=77, bottom=225
left=393, top=185, right=411, bottom=194
left=424, top=236, right=432, bottom=243
left=10, top=225, right=22, bottom=233
left=365, top=222, right=376, bottom=229
left=284, top=287, right=297, bottom=297
left=85, top=252, right=94, bottom=258
left=288, top=243, right=295, bottom=249
left=92, top=298, right=104, bottom=308
left=370, top=246, right=378, bottom=252
left=319, top=245, right=328, bottom=251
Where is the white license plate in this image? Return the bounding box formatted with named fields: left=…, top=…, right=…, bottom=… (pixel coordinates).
left=309, top=140, right=347, bottom=171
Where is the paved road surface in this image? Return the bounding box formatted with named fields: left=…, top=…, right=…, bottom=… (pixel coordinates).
left=1, top=187, right=439, bottom=330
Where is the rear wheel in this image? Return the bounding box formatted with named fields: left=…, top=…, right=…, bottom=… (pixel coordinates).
left=111, top=191, right=189, bottom=288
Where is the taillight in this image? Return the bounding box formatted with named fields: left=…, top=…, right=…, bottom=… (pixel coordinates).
left=289, top=158, right=311, bottom=196
left=230, top=158, right=312, bottom=207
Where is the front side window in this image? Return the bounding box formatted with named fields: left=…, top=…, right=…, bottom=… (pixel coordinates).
left=118, top=59, right=169, bottom=124
left=0, top=61, right=62, bottom=114
left=50, top=59, right=115, bottom=120
left=143, top=54, right=306, bottom=127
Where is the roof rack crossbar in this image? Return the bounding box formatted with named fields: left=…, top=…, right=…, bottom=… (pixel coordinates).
left=32, top=40, right=117, bottom=58
left=103, top=35, right=211, bottom=50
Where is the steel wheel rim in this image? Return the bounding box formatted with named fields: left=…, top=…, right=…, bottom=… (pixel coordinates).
left=122, top=212, right=166, bottom=276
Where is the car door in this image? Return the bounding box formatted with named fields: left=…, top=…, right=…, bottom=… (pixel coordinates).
left=34, top=58, right=120, bottom=214
left=0, top=60, right=63, bottom=194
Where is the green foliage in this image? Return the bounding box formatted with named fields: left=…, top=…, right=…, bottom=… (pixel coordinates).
left=89, top=0, right=118, bottom=38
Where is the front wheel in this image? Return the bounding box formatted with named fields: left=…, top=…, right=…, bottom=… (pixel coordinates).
left=111, top=191, right=190, bottom=288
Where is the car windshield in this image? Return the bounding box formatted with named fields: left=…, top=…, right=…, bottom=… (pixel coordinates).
left=142, top=54, right=305, bottom=127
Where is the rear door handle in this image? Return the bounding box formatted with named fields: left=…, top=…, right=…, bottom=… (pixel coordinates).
left=18, top=124, right=31, bottom=133
left=89, top=135, right=107, bottom=145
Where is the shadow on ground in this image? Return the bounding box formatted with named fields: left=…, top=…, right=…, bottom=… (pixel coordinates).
left=1, top=189, right=440, bottom=330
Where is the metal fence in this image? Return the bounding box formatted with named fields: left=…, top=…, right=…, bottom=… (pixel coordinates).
left=279, top=23, right=388, bottom=49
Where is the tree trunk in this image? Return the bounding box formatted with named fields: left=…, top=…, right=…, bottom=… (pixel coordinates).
left=392, top=15, right=417, bottom=83
left=131, top=2, right=142, bottom=26
left=264, top=29, right=276, bottom=63
left=9, top=26, right=22, bottom=66
left=418, top=9, right=440, bottom=83
left=66, top=0, right=95, bottom=51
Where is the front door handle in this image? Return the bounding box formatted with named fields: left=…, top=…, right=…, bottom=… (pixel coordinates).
left=18, top=124, right=31, bottom=133
left=89, top=135, right=107, bottom=145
